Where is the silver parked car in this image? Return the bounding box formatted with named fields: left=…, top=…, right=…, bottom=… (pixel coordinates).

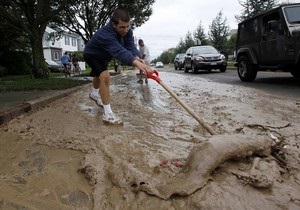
left=184, top=45, right=227, bottom=73
left=45, top=59, right=64, bottom=72
left=155, top=61, right=164, bottom=68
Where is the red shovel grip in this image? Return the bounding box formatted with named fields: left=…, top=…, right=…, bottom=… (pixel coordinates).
left=146, top=70, right=161, bottom=83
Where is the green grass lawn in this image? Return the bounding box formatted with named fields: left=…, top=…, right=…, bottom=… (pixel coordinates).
left=0, top=68, right=123, bottom=92
left=0, top=74, right=90, bottom=92
left=1, top=69, right=86, bottom=92
left=227, top=61, right=235, bottom=69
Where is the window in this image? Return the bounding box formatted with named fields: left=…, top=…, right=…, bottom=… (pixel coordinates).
left=53, top=51, right=59, bottom=60
left=284, top=6, right=300, bottom=24
left=65, top=36, right=70, bottom=45
left=239, top=19, right=258, bottom=43
left=51, top=50, right=60, bottom=61
left=72, top=38, right=77, bottom=47
left=261, top=12, right=282, bottom=38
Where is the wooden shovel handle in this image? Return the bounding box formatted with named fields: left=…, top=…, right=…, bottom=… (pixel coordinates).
left=147, top=70, right=216, bottom=135
left=159, top=81, right=216, bottom=135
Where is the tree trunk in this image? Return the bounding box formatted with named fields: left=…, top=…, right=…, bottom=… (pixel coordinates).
left=30, top=32, right=48, bottom=79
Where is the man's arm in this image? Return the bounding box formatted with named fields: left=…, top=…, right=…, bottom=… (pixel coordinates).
left=132, top=59, right=153, bottom=75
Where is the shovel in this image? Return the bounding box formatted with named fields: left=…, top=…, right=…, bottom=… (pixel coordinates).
left=146, top=70, right=216, bottom=135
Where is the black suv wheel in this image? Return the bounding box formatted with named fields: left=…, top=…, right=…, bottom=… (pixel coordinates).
left=237, top=56, right=257, bottom=82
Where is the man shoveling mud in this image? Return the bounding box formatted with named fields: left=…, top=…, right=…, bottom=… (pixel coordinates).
left=84, top=9, right=153, bottom=125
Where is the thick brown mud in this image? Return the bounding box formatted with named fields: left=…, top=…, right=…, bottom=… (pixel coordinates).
left=1, top=70, right=300, bottom=209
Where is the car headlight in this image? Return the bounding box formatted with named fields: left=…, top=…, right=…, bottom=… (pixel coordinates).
left=220, top=54, right=226, bottom=60
left=194, top=56, right=204, bottom=61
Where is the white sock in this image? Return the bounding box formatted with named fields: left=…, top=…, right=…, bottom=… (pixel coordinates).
left=92, top=87, right=99, bottom=96
left=103, top=104, right=113, bottom=114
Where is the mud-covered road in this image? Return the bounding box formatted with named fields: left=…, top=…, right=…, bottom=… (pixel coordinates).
left=1, top=69, right=300, bottom=209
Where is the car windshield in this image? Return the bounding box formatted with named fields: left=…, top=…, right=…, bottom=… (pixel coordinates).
left=178, top=54, right=185, bottom=58
left=194, top=46, right=218, bottom=54
left=284, top=5, right=300, bottom=24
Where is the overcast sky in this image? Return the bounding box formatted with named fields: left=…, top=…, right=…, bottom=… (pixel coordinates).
left=134, top=0, right=299, bottom=60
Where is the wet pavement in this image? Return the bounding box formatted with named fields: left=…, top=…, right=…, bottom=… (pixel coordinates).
left=0, top=90, right=61, bottom=111
left=0, top=76, right=97, bottom=125
left=1, top=69, right=300, bottom=209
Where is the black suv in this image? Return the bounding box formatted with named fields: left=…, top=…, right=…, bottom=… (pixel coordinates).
left=174, top=53, right=185, bottom=70
left=184, top=45, right=227, bottom=74
left=235, top=3, right=300, bottom=82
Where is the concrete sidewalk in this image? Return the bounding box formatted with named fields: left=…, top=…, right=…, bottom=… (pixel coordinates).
left=0, top=70, right=128, bottom=126
left=0, top=86, right=84, bottom=125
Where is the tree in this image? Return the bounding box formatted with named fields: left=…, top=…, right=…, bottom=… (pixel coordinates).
left=235, top=0, right=278, bottom=22
left=225, top=33, right=237, bottom=56
left=209, top=10, right=230, bottom=55
left=0, top=18, right=32, bottom=75
left=184, top=31, right=195, bottom=49
left=52, top=0, right=155, bottom=44
left=156, top=48, right=175, bottom=65
left=175, top=38, right=186, bottom=54
left=0, top=19, right=29, bottom=52
left=193, top=21, right=209, bottom=46
left=0, top=0, right=76, bottom=78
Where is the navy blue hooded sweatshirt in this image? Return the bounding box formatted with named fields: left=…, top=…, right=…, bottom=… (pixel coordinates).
left=84, top=21, right=140, bottom=65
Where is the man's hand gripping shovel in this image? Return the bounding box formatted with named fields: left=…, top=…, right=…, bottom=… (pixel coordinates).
left=146, top=70, right=216, bottom=135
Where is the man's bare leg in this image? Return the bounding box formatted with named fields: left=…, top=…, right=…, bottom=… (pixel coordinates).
left=99, top=70, right=122, bottom=124
left=99, top=70, right=111, bottom=108
left=89, top=76, right=103, bottom=107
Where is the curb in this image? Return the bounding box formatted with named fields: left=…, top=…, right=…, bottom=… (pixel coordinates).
left=0, top=70, right=128, bottom=126
left=0, top=86, right=82, bottom=125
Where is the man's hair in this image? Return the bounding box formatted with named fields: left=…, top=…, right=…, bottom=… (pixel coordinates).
left=111, top=9, right=131, bottom=25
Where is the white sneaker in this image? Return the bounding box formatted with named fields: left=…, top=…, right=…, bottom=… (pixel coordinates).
left=103, top=112, right=123, bottom=125
left=89, top=93, right=103, bottom=107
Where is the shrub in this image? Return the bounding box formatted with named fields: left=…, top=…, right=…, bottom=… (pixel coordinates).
left=0, top=51, right=32, bottom=75
left=0, top=65, right=8, bottom=77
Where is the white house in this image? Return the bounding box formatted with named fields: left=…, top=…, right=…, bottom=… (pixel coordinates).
left=43, top=26, right=85, bottom=69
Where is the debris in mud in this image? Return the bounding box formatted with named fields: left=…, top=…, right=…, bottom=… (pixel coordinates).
left=131, top=134, right=280, bottom=200
left=229, top=157, right=283, bottom=189
left=159, top=159, right=184, bottom=168
left=1, top=71, right=300, bottom=209
left=78, top=164, right=97, bottom=185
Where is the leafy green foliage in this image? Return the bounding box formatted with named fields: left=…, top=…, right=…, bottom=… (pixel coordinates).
left=0, top=51, right=32, bottom=75
left=164, top=11, right=232, bottom=63
left=193, top=21, right=210, bottom=46
left=0, top=19, right=30, bottom=52
left=225, top=33, right=237, bottom=56
left=235, top=0, right=278, bottom=22
left=0, top=0, right=79, bottom=79
left=52, top=0, right=155, bottom=43
left=0, top=66, right=8, bottom=77
left=153, top=48, right=175, bottom=65
left=209, top=10, right=230, bottom=55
